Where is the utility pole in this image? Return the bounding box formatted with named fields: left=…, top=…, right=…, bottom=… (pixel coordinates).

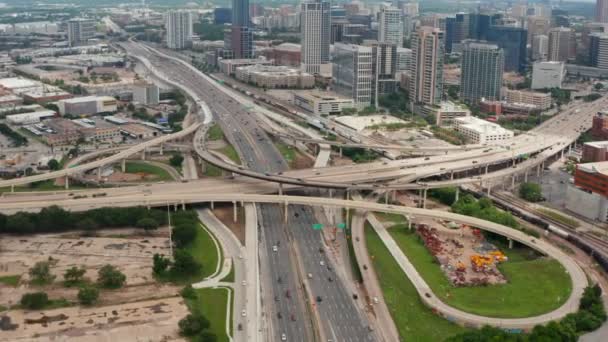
left=167, top=202, right=173, bottom=257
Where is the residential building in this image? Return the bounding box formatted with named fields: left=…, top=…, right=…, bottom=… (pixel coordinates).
left=548, top=27, right=575, bottom=62
left=486, top=25, right=527, bottom=72
left=378, top=5, right=403, bottom=47
left=57, top=96, right=118, bottom=116
left=67, top=18, right=96, bottom=47
left=300, top=0, right=331, bottom=76
left=396, top=47, right=412, bottom=73
left=582, top=141, right=608, bottom=162
left=460, top=41, right=504, bottom=104
left=505, top=89, right=552, bottom=110
left=166, top=10, right=192, bottom=49
left=532, top=34, right=549, bottom=61
left=235, top=65, right=315, bottom=88
left=132, top=82, right=160, bottom=105
left=526, top=16, right=550, bottom=44
left=531, top=61, right=565, bottom=89
left=598, top=0, right=608, bottom=23
left=479, top=100, right=503, bottom=115
left=260, top=43, right=301, bottom=67
left=219, top=58, right=272, bottom=75
left=590, top=33, right=608, bottom=69
left=409, top=27, right=444, bottom=109
left=332, top=43, right=373, bottom=108
left=453, top=116, right=514, bottom=144
left=364, top=41, right=398, bottom=104
left=293, top=91, right=354, bottom=115
left=566, top=161, right=608, bottom=222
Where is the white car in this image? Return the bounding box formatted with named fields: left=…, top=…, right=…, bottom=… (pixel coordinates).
left=372, top=297, right=379, bottom=304
left=272, top=245, right=278, bottom=252
left=241, top=310, right=247, bottom=317
left=320, top=261, right=325, bottom=266
left=241, top=280, right=247, bottom=286
left=281, top=333, right=287, bottom=341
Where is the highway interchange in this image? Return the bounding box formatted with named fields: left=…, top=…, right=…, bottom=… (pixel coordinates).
left=1, top=38, right=606, bottom=341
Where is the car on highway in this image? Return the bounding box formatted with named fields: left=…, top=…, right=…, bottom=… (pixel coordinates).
left=241, top=310, right=247, bottom=317
left=320, top=260, right=325, bottom=266
left=281, top=333, right=287, bottom=341
left=272, top=245, right=278, bottom=252
left=316, top=296, right=323, bottom=302
left=307, top=273, right=313, bottom=279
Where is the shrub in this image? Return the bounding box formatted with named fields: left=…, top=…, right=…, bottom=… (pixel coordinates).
left=153, top=253, right=171, bottom=275
left=29, top=261, right=56, bottom=285
left=172, top=223, right=197, bottom=248
left=97, top=264, right=126, bottom=289
left=63, top=266, right=86, bottom=286
left=519, top=182, right=543, bottom=202
left=77, top=286, right=99, bottom=305
left=171, top=249, right=200, bottom=276
left=178, top=314, right=210, bottom=336
left=20, top=292, right=49, bottom=310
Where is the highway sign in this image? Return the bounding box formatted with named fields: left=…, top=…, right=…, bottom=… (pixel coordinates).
left=337, top=223, right=346, bottom=229
left=312, top=223, right=323, bottom=230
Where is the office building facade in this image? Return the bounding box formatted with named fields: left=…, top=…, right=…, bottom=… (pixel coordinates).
left=548, top=27, right=575, bottom=62
left=486, top=26, right=527, bottom=72
left=332, top=43, right=373, bottom=107
left=378, top=6, right=403, bottom=47
left=301, top=0, right=331, bottom=76
left=460, top=41, right=504, bottom=104
left=67, top=18, right=96, bottom=47
left=598, top=0, right=608, bottom=23
left=591, top=33, right=608, bottom=69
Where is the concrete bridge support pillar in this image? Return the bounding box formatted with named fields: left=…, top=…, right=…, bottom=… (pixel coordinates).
left=283, top=202, right=288, bottom=224
left=561, top=149, right=564, bottom=160
left=524, top=170, right=529, bottom=183
left=97, top=167, right=102, bottom=181
left=329, top=189, right=333, bottom=198
left=121, top=159, right=126, bottom=173
left=450, top=171, right=454, bottom=180
left=141, top=148, right=146, bottom=161
left=454, top=188, right=459, bottom=204
left=181, top=201, right=186, bottom=210
left=385, top=192, right=389, bottom=204
left=569, top=144, right=572, bottom=153
left=511, top=175, right=516, bottom=189
left=210, top=201, right=214, bottom=210
left=392, top=190, right=397, bottom=202
left=174, top=203, right=178, bottom=212
left=537, top=164, right=541, bottom=178
left=65, top=176, right=69, bottom=190
left=407, top=218, right=412, bottom=230
left=159, top=143, right=164, bottom=156
left=485, top=164, right=489, bottom=175
left=486, top=182, right=492, bottom=196
left=10, top=184, right=14, bottom=193
left=423, top=188, right=428, bottom=209
left=512, top=159, right=516, bottom=167
left=339, top=147, right=343, bottom=158
left=508, top=238, right=514, bottom=249
left=233, top=201, right=237, bottom=223
left=278, top=183, right=283, bottom=196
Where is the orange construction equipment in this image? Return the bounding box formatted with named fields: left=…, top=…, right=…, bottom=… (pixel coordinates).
left=489, top=251, right=507, bottom=262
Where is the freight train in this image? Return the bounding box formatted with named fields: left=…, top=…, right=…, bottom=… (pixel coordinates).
left=464, top=187, right=608, bottom=273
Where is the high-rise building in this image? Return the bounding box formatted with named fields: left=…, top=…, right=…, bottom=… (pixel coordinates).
left=548, top=27, right=575, bottom=62
left=532, top=34, right=549, bottom=61
left=486, top=25, right=527, bottom=72
left=526, top=16, right=550, bottom=45
left=133, top=82, right=160, bottom=105
left=531, top=61, right=565, bottom=89
left=332, top=43, right=373, bottom=107
left=409, top=27, right=444, bottom=108
left=598, top=0, right=608, bottom=23
left=166, top=10, right=192, bottom=50
left=364, top=41, right=398, bottom=105
left=396, top=47, right=413, bottom=73
left=591, top=33, right=608, bottom=69
left=67, top=18, right=96, bottom=47
left=378, top=5, right=403, bottom=47
left=460, top=41, right=504, bottom=104
left=225, top=0, right=253, bottom=58
left=301, top=0, right=331, bottom=76
left=445, top=13, right=469, bottom=53
left=214, top=8, right=232, bottom=25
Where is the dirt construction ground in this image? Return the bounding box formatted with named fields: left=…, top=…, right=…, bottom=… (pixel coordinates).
left=0, top=228, right=187, bottom=341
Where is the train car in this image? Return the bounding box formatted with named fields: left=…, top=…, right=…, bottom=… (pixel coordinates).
left=546, top=224, right=569, bottom=239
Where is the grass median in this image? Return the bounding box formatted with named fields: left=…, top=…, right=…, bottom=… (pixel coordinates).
left=186, top=287, right=232, bottom=342
left=123, top=161, right=174, bottom=181
left=365, top=224, right=468, bottom=341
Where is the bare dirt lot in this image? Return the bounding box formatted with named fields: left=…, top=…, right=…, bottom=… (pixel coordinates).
left=0, top=228, right=187, bottom=341
left=212, top=206, right=246, bottom=245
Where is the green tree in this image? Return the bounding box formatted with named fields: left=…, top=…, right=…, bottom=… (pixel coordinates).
left=153, top=253, right=171, bottom=275
left=127, top=103, right=135, bottom=112
left=63, top=266, right=86, bottom=286
left=20, top=292, right=49, bottom=309
left=178, top=314, right=210, bottom=336
left=47, top=159, right=60, bottom=170
left=77, top=286, right=99, bottom=305
left=136, top=217, right=159, bottom=231
left=171, top=249, right=200, bottom=275
left=97, top=264, right=126, bottom=289
left=519, top=182, right=543, bottom=202
left=196, top=332, right=218, bottom=342
left=180, top=284, right=197, bottom=299
left=172, top=223, right=198, bottom=248
left=29, top=261, right=56, bottom=285
left=170, top=154, right=184, bottom=167
left=595, top=83, right=604, bottom=91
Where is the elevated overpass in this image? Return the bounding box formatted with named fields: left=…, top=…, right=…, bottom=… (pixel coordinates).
left=0, top=193, right=586, bottom=330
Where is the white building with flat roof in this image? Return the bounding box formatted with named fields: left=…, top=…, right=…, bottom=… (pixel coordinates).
left=531, top=61, right=565, bottom=89
left=57, top=96, right=118, bottom=116
left=453, top=116, right=514, bottom=144
left=293, top=92, right=354, bottom=115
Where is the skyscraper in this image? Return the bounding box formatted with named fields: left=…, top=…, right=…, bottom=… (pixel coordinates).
left=227, top=0, right=253, bottom=58
left=548, top=27, right=575, bottom=62
left=409, top=27, right=444, bottom=108
left=67, top=18, right=96, bottom=47
left=486, top=26, right=527, bottom=72
left=301, top=0, right=331, bottom=76
left=378, top=5, right=403, bottom=47
left=166, top=11, right=193, bottom=50
left=532, top=34, right=549, bottom=61
left=598, top=0, right=608, bottom=23
left=445, top=13, right=469, bottom=53
left=590, top=33, right=608, bottom=69
left=460, top=41, right=504, bottom=104
left=332, top=43, right=373, bottom=107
